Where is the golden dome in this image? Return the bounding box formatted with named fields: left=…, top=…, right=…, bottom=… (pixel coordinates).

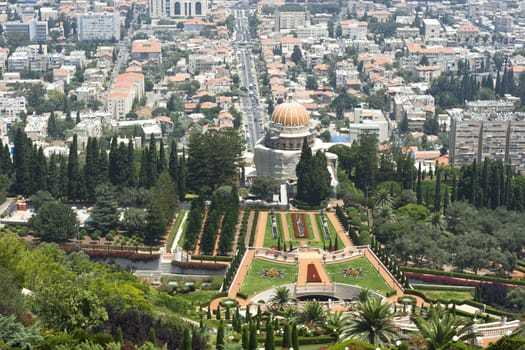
left=271, top=102, right=310, bottom=127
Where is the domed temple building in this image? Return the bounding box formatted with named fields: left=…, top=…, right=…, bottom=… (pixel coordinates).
left=254, top=101, right=338, bottom=185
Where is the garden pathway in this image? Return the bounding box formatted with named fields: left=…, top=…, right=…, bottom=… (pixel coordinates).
left=309, top=213, right=321, bottom=242
left=244, top=211, right=255, bottom=247
left=326, top=212, right=353, bottom=248
left=254, top=211, right=268, bottom=247
left=297, top=250, right=331, bottom=285
left=193, top=210, right=208, bottom=256
left=279, top=212, right=291, bottom=241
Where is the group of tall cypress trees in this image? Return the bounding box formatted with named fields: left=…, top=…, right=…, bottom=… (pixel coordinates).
left=4, top=129, right=187, bottom=202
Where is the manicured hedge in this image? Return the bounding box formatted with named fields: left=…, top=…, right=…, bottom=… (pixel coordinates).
left=486, top=336, right=525, bottom=350
left=61, top=245, right=160, bottom=262
left=191, top=255, right=233, bottom=262
left=329, top=339, right=378, bottom=350
left=404, top=289, right=522, bottom=318
left=291, top=199, right=329, bottom=210
left=401, top=266, right=525, bottom=286
left=171, top=260, right=227, bottom=271
left=413, top=284, right=475, bottom=292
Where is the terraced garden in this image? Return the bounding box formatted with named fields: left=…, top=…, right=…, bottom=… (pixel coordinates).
left=238, top=258, right=298, bottom=297
left=323, top=257, right=395, bottom=296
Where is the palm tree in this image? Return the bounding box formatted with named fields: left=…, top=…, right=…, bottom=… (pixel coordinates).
left=412, top=305, right=479, bottom=350
left=299, top=300, right=326, bottom=329
left=269, top=286, right=293, bottom=311
left=280, top=305, right=299, bottom=321
left=427, top=212, right=445, bottom=231
left=340, top=297, right=399, bottom=347
left=325, top=311, right=350, bottom=338
left=373, top=205, right=397, bottom=225
left=373, top=188, right=394, bottom=208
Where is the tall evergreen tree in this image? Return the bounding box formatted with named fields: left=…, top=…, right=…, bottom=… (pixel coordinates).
left=434, top=166, right=441, bottom=212
left=265, top=317, right=275, bottom=350
left=47, top=154, right=60, bottom=198
left=139, top=148, right=148, bottom=187
left=59, top=155, right=68, bottom=198
left=47, top=112, right=58, bottom=139
left=296, top=137, right=313, bottom=204
left=178, top=148, right=187, bottom=201
left=216, top=320, right=225, bottom=350
left=127, top=139, right=135, bottom=187
left=84, top=137, right=99, bottom=199
left=13, top=128, right=30, bottom=195
left=249, top=323, right=258, bottom=350
left=33, top=147, right=47, bottom=193
left=67, top=135, right=81, bottom=199
left=168, top=140, right=178, bottom=183
left=158, top=138, right=166, bottom=174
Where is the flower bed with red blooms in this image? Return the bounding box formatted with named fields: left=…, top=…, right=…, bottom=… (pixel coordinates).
left=405, top=272, right=481, bottom=287
left=291, top=213, right=309, bottom=238
left=306, top=263, right=322, bottom=282
left=60, top=245, right=160, bottom=262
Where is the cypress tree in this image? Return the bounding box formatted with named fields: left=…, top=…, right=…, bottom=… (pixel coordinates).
left=33, top=146, right=47, bottom=193
left=249, top=323, right=258, bottom=350
left=76, top=110, right=81, bottom=124
left=67, top=135, right=81, bottom=199
left=127, top=139, right=135, bottom=187
left=225, top=306, right=230, bottom=320
left=158, top=138, right=166, bottom=174
left=416, top=162, right=422, bottom=204
left=216, top=320, right=225, bottom=350
left=139, top=148, right=148, bottom=187
left=182, top=327, right=191, bottom=350
left=178, top=147, right=186, bottom=201
left=434, top=166, right=441, bottom=212
left=296, top=136, right=313, bottom=204
left=241, top=326, right=249, bottom=350
left=147, top=134, right=158, bottom=186
left=148, top=328, right=157, bottom=346
left=97, top=148, right=108, bottom=184
left=282, top=323, right=291, bottom=348
left=108, top=137, right=119, bottom=184
left=168, top=139, right=178, bottom=182
left=47, top=154, right=60, bottom=198
left=59, top=155, right=68, bottom=198
left=451, top=173, right=457, bottom=202
left=47, top=112, right=58, bottom=139
left=84, top=137, right=98, bottom=199
left=291, top=323, right=299, bottom=350
left=13, top=128, right=30, bottom=195
left=265, top=317, right=275, bottom=350
left=216, top=304, right=221, bottom=320
left=116, top=326, right=124, bottom=344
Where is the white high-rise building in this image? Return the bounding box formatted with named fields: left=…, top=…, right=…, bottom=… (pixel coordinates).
left=149, top=0, right=165, bottom=18
left=77, top=12, right=120, bottom=42
left=149, top=0, right=207, bottom=18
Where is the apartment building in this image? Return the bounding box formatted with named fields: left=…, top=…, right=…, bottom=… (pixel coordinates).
left=107, top=72, right=145, bottom=120
left=5, top=20, right=48, bottom=42
left=449, top=110, right=525, bottom=172
left=0, top=92, right=26, bottom=118
left=77, top=12, right=120, bottom=42
left=274, top=10, right=310, bottom=32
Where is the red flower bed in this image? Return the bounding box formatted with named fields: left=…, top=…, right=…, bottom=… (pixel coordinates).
left=306, top=263, right=322, bottom=283
left=405, top=272, right=481, bottom=287
left=291, top=213, right=309, bottom=238
left=60, top=245, right=160, bottom=262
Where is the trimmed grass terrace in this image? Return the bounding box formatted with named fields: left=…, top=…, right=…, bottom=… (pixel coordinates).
left=238, top=258, right=298, bottom=297
left=323, top=258, right=395, bottom=296
left=416, top=288, right=474, bottom=302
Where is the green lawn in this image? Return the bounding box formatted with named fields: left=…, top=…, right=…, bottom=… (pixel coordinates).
left=323, top=258, right=395, bottom=296
left=418, top=289, right=474, bottom=302
left=238, top=258, right=298, bottom=297
left=263, top=215, right=281, bottom=248
left=166, top=210, right=187, bottom=250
